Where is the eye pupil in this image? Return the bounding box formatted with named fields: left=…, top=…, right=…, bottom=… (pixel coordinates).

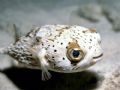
left=72, top=50, right=80, bottom=57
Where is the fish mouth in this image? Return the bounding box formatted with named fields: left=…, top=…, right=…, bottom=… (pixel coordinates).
left=93, top=53, right=103, bottom=59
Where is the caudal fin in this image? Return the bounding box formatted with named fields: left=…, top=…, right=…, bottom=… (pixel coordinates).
left=0, top=48, right=8, bottom=54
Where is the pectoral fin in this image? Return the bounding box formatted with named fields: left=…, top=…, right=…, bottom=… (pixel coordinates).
left=29, top=47, right=51, bottom=81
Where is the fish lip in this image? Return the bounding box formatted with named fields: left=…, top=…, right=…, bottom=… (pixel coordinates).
left=93, top=53, right=103, bottom=59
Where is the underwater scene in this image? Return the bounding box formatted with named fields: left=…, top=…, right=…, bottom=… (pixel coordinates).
left=0, top=0, right=120, bottom=90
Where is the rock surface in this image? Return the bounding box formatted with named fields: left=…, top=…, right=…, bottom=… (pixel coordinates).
left=0, top=72, right=18, bottom=90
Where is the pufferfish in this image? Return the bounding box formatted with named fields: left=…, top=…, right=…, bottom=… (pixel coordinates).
left=0, top=25, right=103, bottom=80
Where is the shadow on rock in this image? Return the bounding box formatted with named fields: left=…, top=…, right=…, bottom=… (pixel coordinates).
left=2, top=67, right=101, bottom=90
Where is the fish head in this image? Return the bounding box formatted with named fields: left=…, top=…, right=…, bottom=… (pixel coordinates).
left=46, top=26, right=103, bottom=72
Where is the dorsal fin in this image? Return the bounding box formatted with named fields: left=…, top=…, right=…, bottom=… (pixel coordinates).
left=11, top=24, right=21, bottom=42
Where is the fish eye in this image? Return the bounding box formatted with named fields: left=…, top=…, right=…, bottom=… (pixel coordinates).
left=67, top=48, right=84, bottom=63
left=72, top=50, right=80, bottom=58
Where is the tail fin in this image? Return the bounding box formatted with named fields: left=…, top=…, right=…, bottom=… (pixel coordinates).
left=0, top=47, right=8, bottom=54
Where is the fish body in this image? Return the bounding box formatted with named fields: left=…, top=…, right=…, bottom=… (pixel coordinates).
left=1, top=25, right=103, bottom=80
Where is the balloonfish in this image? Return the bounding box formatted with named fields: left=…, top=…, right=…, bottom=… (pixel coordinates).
left=0, top=25, right=103, bottom=80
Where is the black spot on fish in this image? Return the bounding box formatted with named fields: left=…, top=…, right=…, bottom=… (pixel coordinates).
left=62, top=57, right=65, bottom=60
left=54, top=50, right=57, bottom=52
left=61, top=42, right=63, bottom=45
